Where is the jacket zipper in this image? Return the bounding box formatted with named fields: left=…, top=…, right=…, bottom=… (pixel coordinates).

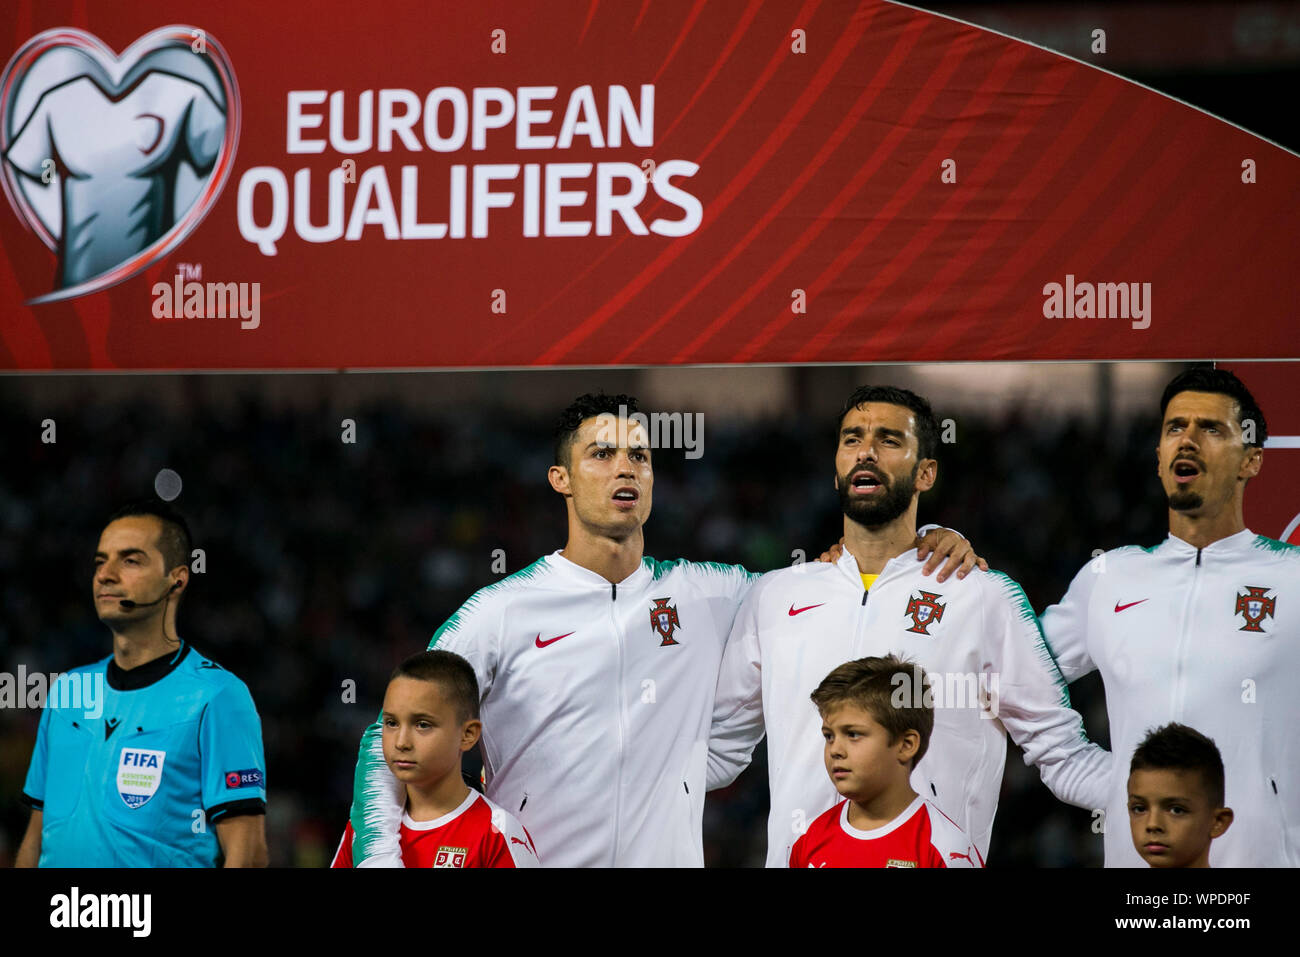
left=853, top=557, right=937, bottom=799
left=1173, top=548, right=1202, bottom=720
left=852, top=575, right=871, bottom=657
left=1270, top=778, right=1297, bottom=866
left=609, top=580, right=625, bottom=866
left=849, top=547, right=892, bottom=656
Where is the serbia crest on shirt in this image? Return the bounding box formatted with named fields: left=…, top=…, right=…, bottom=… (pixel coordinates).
left=789, top=796, right=982, bottom=869
left=332, top=790, right=539, bottom=868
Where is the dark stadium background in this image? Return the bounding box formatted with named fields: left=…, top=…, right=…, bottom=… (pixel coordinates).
left=0, top=364, right=1183, bottom=866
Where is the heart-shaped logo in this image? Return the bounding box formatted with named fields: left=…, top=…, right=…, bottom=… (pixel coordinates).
left=0, top=26, right=240, bottom=303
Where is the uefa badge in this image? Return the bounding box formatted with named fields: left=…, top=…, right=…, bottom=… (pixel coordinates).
left=904, top=591, right=945, bottom=636
left=117, top=748, right=166, bottom=808
left=649, top=598, right=681, bottom=646
left=1234, top=586, right=1276, bottom=633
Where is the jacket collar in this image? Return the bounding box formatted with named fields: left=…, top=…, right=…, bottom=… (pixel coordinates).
left=1163, top=527, right=1255, bottom=557
left=547, top=549, right=651, bottom=590
left=834, top=544, right=917, bottom=589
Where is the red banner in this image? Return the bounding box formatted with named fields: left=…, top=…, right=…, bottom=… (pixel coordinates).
left=1224, top=362, right=1300, bottom=545
left=1, top=0, right=1296, bottom=369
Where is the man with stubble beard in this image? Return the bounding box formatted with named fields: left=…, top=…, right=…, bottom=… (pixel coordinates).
left=1040, top=367, right=1300, bottom=866
left=709, top=385, right=1111, bottom=866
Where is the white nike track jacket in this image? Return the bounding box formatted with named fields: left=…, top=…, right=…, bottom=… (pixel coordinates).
left=1040, top=530, right=1300, bottom=866
left=708, top=547, right=1111, bottom=866
left=349, top=551, right=754, bottom=867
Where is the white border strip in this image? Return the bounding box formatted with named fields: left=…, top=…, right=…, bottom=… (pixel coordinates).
left=2, top=359, right=1299, bottom=377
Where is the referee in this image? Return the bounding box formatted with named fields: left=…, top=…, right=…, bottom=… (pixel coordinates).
left=15, top=501, right=268, bottom=867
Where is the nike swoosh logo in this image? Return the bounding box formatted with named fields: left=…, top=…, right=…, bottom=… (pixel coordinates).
left=535, top=632, right=575, bottom=648
left=788, top=603, right=824, bottom=617
left=1114, top=599, right=1149, bottom=613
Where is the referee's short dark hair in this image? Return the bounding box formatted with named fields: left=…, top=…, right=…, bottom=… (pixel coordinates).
left=106, top=500, right=193, bottom=573
left=1130, top=723, right=1226, bottom=808
left=391, top=650, right=480, bottom=723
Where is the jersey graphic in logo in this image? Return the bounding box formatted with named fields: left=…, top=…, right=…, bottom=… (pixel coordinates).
left=649, top=598, right=681, bottom=646
left=904, top=591, right=945, bottom=635
left=1235, top=586, right=1276, bottom=633
left=116, top=747, right=166, bottom=808
left=104, top=717, right=121, bottom=740
left=0, top=26, right=240, bottom=303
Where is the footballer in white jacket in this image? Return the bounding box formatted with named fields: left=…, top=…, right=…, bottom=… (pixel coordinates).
left=1040, top=368, right=1300, bottom=867
left=708, top=386, right=1111, bottom=866
left=347, top=393, right=979, bottom=867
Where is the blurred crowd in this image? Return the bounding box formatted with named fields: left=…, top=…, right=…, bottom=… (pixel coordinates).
left=0, top=372, right=1170, bottom=866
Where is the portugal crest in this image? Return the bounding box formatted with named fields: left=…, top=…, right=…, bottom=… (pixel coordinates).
left=904, top=591, right=945, bottom=636
left=1235, top=586, right=1276, bottom=633
left=649, top=598, right=681, bottom=646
